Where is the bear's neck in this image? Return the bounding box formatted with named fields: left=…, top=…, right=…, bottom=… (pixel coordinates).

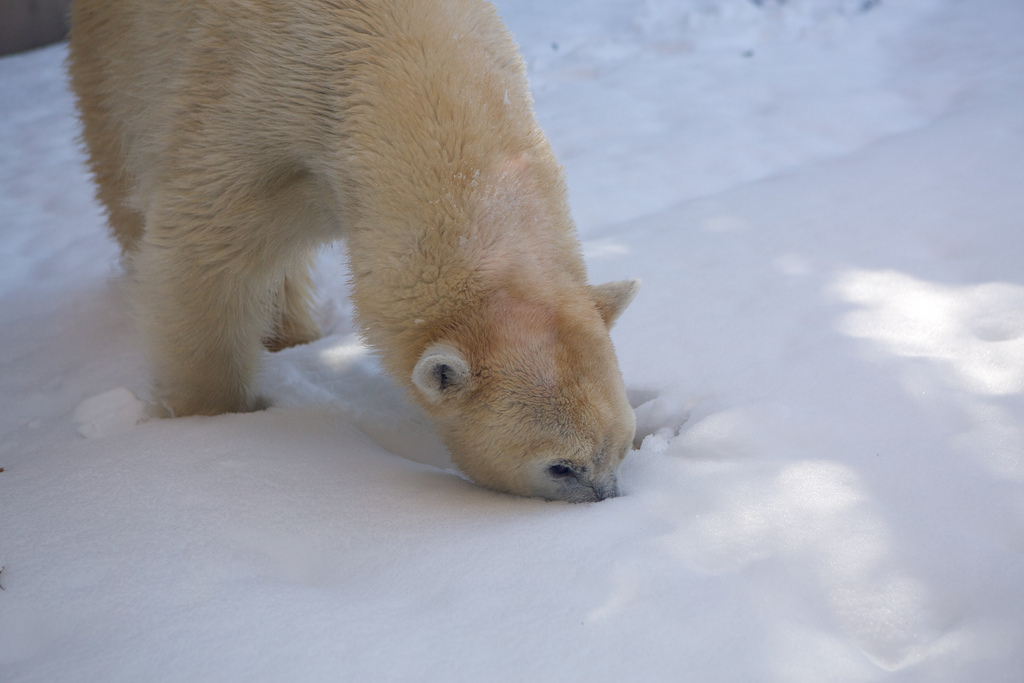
left=342, top=147, right=587, bottom=388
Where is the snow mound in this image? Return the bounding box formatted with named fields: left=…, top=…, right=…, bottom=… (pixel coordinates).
left=72, top=387, right=148, bottom=439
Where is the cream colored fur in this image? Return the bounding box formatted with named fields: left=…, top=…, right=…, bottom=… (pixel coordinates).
left=68, top=0, right=639, bottom=501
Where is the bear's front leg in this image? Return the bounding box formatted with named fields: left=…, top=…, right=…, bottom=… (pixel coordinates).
left=132, top=219, right=279, bottom=417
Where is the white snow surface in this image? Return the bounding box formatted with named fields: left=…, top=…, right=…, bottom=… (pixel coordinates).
left=2, top=0, right=1023, bottom=680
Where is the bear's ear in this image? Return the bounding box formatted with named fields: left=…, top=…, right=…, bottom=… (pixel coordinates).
left=589, top=279, right=640, bottom=328
left=412, top=343, right=472, bottom=403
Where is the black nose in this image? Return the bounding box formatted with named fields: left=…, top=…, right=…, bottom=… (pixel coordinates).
left=590, top=479, right=619, bottom=502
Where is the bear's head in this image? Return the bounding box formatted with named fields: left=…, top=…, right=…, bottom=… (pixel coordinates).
left=411, top=279, right=638, bottom=502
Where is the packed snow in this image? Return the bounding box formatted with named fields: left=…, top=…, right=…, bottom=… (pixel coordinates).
left=2, top=0, right=1023, bottom=680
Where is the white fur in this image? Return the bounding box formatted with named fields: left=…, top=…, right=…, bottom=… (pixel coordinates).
left=68, top=0, right=639, bottom=501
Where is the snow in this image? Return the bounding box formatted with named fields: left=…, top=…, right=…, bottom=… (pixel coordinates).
left=2, top=0, right=1023, bottom=680
left=72, top=387, right=149, bottom=439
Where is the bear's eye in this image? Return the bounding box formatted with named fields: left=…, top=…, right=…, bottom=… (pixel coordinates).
left=548, top=463, right=576, bottom=479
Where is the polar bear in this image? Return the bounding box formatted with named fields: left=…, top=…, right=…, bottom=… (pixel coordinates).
left=68, top=0, right=639, bottom=502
